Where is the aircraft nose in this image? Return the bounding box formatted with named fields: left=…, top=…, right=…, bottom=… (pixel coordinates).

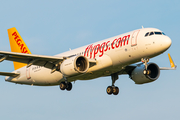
left=164, top=36, right=172, bottom=49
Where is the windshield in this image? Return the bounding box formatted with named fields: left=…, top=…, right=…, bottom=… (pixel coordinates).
left=145, top=31, right=166, bottom=37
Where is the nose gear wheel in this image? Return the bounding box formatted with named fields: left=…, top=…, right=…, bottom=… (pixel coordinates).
left=141, top=58, right=150, bottom=75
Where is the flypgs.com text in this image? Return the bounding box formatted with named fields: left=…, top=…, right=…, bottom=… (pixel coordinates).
left=84, top=35, right=130, bottom=59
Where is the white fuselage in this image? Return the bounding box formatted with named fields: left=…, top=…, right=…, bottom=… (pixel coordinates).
left=5, top=28, right=172, bottom=86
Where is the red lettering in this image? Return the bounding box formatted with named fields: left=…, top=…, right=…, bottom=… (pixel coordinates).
left=104, top=41, right=110, bottom=51
left=119, top=37, right=123, bottom=47
left=84, top=44, right=93, bottom=57
left=14, top=35, right=19, bottom=40
left=12, top=32, right=19, bottom=40
left=84, top=44, right=95, bottom=59
left=11, top=32, right=30, bottom=54
left=84, top=34, right=130, bottom=58
left=19, top=43, right=24, bottom=50
left=12, top=32, right=17, bottom=37
left=115, top=37, right=121, bottom=48
left=99, top=42, right=106, bottom=57
left=126, top=35, right=130, bottom=45
left=22, top=47, right=28, bottom=53
left=111, top=39, right=117, bottom=49
left=122, top=36, right=128, bottom=46
left=16, top=39, right=22, bottom=46
left=93, top=44, right=100, bottom=58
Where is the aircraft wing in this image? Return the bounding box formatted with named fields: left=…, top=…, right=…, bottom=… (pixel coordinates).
left=0, top=51, right=65, bottom=69
left=0, top=51, right=96, bottom=70
left=0, top=72, right=20, bottom=77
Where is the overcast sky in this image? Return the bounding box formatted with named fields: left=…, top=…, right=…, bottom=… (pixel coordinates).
left=0, top=0, right=180, bottom=120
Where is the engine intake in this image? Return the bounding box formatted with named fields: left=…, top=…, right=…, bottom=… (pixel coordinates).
left=130, top=63, right=160, bottom=84
left=60, top=56, right=89, bottom=77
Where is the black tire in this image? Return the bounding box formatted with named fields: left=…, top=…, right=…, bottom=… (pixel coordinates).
left=66, top=82, right=72, bottom=91
left=60, top=82, right=66, bottom=90
left=106, top=86, right=113, bottom=95
left=113, top=86, right=119, bottom=95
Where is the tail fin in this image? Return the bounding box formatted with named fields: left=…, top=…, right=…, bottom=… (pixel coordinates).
left=7, top=27, right=31, bottom=70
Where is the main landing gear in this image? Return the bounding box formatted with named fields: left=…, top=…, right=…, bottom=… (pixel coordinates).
left=106, top=73, right=119, bottom=95
left=141, top=58, right=151, bottom=75
left=59, top=81, right=72, bottom=91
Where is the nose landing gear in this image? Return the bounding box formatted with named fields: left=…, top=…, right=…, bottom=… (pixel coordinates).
left=106, top=73, right=119, bottom=95
left=141, top=58, right=151, bottom=75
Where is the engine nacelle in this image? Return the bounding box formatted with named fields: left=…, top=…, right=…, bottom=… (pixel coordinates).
left=60, top=56, right=89, bottom=77
left=130, top=63, right=160, bottom=84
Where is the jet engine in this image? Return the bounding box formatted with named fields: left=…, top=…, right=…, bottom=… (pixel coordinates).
left=60, top=55, right=89, bottom=77
left=130, top=63, right=160, bottom=84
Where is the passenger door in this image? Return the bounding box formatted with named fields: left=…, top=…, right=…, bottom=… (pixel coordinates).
left=131, top=30, right=140, bottom=46
left=26, top=67, right=31, bottom=79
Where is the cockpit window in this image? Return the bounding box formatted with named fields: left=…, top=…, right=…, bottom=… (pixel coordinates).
left=149, top=32, right=154, bottom=36
left=145, top=32, right=149, bottom=37
left=162, top=32, right=166, bottom=35
left=154, top=32, right=162, bottom=35
left=145, top=31, right=166, bottom=37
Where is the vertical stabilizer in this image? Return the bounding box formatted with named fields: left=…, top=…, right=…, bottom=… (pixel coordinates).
left=7, top=27, right=31, bottom=70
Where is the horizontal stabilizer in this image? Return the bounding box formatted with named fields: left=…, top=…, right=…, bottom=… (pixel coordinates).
left=0, top=72, right=20, bottom=77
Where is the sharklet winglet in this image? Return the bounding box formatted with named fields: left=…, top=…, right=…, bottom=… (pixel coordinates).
left=168, top=53, right=176, bottom=69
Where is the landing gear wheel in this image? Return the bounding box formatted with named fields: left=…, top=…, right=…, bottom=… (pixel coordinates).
left=113, top=86, right=119, bottom=95
left=60, top=82, right=66, bottom=90
left=66, top=82, right=72, bottom=91
left=107, top=86, right=113, bottom=95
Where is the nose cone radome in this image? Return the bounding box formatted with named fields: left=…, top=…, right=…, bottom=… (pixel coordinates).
left=163, top=36, right=172, bottom=49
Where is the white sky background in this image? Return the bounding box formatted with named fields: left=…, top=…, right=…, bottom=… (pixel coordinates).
left=0, top=0, right=180, bottom=120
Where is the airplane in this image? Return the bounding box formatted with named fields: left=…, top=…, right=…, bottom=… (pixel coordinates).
left=0, top=27, right=176, bottom=95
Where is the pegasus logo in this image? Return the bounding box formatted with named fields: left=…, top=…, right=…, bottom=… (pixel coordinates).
left=12, top=32, right=29, bottom=54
